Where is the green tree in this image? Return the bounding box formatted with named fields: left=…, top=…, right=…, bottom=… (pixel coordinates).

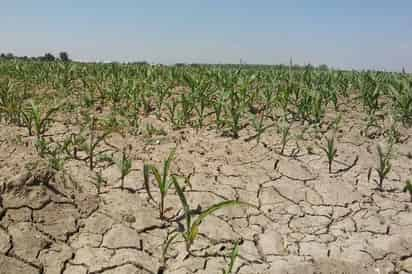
left=43, top=53, right=56, bottom=61
left=59, top=51, right=70, bottom=62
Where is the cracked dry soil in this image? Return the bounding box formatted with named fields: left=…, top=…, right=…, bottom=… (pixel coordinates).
left=1, top=115, right=412, bottom=274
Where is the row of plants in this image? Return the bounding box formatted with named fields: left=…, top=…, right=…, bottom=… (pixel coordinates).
left=1, top=61, right=411, bottom=134
left=1, top=60, right=411, bottom=272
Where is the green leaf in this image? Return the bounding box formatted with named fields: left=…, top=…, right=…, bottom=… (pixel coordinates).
left=164, top=179, right=174, bottom=193
left=149, top=165, right=162, bottom=188
left=190, top=200, right=252, bottom=241
left=162, top=148, right=176, bottom=186
left=172, top=176, right=191, bottom=234
left=188, top=225, right=199, bottom=244
left=40, top=104, right=61, bottom=129
left=225, top=241, right=240, bottom=274
left=162, top=232, right=180, bottom=263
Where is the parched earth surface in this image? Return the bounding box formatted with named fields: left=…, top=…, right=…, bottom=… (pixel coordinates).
left=1, top=114, right=412, bottom=274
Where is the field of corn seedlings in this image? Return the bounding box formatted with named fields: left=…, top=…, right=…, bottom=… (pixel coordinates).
left=0, top=60, right=412, bottom=274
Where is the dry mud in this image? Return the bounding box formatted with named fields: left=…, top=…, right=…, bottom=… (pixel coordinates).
left=1, top=115, right=412, bottom=274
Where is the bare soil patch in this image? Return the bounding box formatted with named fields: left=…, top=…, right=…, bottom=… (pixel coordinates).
left=1, top=112, right=412, bottom=274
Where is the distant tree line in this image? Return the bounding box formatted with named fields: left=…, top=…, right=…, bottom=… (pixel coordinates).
left=175, top=62, right=330, bottom=71
left=0, top=52, right=333, bottom=71
left=0, top=52, right=71, bottom=62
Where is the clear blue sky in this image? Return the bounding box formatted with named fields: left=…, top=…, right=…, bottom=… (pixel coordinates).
left=1, top=0, right=411, bottom=71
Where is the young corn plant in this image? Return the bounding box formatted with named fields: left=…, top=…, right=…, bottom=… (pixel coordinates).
left=153, top=81, right=172, bottom=119
left=184, top=73, right=211, bottom=129
left=159, top=231, right=180, bottom=273
left=140, top=89, right=153, bottom=115
left=45, top=142, right=67, bottom=171
left=262, top=84, right=275, bottom=110
left=369, top=143, right=393, bottom=191
left=22, top=101, right=60, bottom=139
left=172, top=177, right=252, bottom=254
left=361, top=76, right=381, bottom=115
left=213, top=97, right=224, bottom=131
left=115, top=146, right=132, bottom=189
left=391, top=86, right=412, bottom=127
left=0, top=79, right=25, bottom=125
left=310, top=92, right=325, bottom=124
left=143, top=149, right=176, bottom=220
left=320, top=134, right=338, bottom=173
left=144, top=123, right=167, bottom=138
left=385, top=119, right=401, bottom=144
left=295, top=89, right=312, bottom=122
left=32, top=136, right=66, bottom=166
left=59, top=132, right=86, bottom=161
left=125, top=84, right=142, bottom=132
left=251, top=112, right=265, bottom=144
left=226, top=89, right=244, bottom=138
left=80, top=115, right=113, bottom=170
left=166, top=99, right=181, bottom=129
left=363, top=114, right=381, bottom=138
left=180, top=93, right=194, bottom=126
left=278, top=118, right=291, bottom=155
left=34, top=136, right=50, bottom=157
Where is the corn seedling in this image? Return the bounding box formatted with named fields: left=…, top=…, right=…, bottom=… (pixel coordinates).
left=166, top=99, right=180, bottom=129
left=140, top=90, right=153, bottom=115
left=102, top=112, right=128, bottom=134
left=371, top=143, right=393, bottom=191
left=34, top=136, right=49, bottom=157
left=320, top=134, right=338, bottom=173
left=26, top=101, right=60, bottom=139
left=143, top=149, right=176, bottom=219
left=45, top=142, right=67, bottom=171
left=251, top=112, right=265, bottom=144
left=153, top=81, right=172, bottom=119
left=363, top=114, right=382, bottom=138
left=184, top=73, right=212, bottom=129
left=144, top=123, right=167, bottom=138
left=278, top=118, right=291, bottom=155
left=80, top=116, right=113, bottom=170
left=387, top=121, right=401, bottom=144
left=180, top=93, right=194, bottom=126
left=262, top=84, right=275, bottom=110
left=392, top=87, right=412, bottom=126
left=213, top=98, right=224, bottom=130
left=310, top=92, right=326, bottom=123
left=0, top=79, right=25, bottom=125
left=159, top=231, right=180, bottom=273
left=172, top=176, right=252, bottom=253
left=361, top=74, right=381, bottom=115
left=31, top=136, right=67, bottom=169
left=295, top=88, right=311, bottom=122
left=126, top=84, right=142, bottom=131
left=115, top=146, right=132, bottom=189
left=59, top=133, right=87, bottom=161
left=226, top=89, right=244, bottom=138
